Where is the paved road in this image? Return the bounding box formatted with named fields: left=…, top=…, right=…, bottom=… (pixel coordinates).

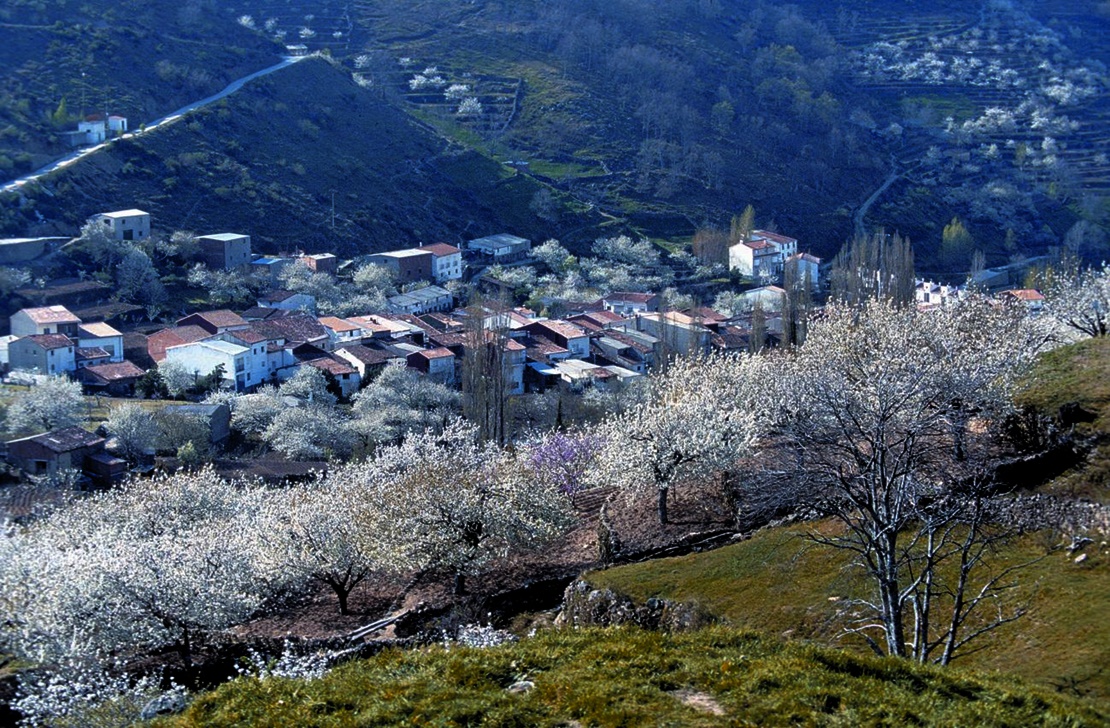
left=1, top=55, right=306, bottom=196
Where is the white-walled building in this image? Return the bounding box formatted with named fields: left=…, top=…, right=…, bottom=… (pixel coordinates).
left=10, top=306, right=81, bottom=338
left=421, top=243, right=464, bottom=282
left=165, top=340, right=262, bottom=392
left=77, top=322, right=124, bottom=362
left=89, top=209, right=150, bottom=242
left=728, top=230, right=799, bottom=280
left=9, top=335, right=76, bottom=376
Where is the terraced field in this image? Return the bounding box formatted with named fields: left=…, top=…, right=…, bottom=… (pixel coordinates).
left=825, top=1, right=1110, bottom=193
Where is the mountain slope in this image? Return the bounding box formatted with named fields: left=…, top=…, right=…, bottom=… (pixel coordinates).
left=0, top=0, right=283, bottom=180
left=1, top=58, right=602, bottom=255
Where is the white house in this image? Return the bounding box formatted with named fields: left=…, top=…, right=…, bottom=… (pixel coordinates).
left=420, top=243, right=464, bottom=282
left=9, top=335, right=76, bottom=376
left=77, top=118, right=106, bottom=145
left=741, top=285, right=787, bottom=312
left=165, top=340, right=259, bottom=392
left=77, top=322, right=124, bottom=362
left=90, top=209, right=151, bottom=242
left=10, top=306, right=82, bottom=338
left=317, top=317, right=364, bottom=346
left=728, top=230, right=799, bottom=280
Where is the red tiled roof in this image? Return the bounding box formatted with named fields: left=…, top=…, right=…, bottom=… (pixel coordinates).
left=306, top=357, right=357, bottom=377
left=83, top=361, right=145, bottom=383
left=421, top=243, right=461, bottom=257
left=225, top=328, right=269, bottom=345
left=251, top=314, right=329, bottom=345
left=147, top=325, right=212, bottom=362
left=24, top=334, right=73, bottom=350
left=528, top=319, right=587, bottom=341
left=414, top=346, right=456, bottom=360
left=752, top=230, right=797, bottom=245
left=1003, top=289, right=1045, bottom=302
left=318, top=316, right=363, bottom=333
left=337, top=344, right=393, bottom=365
left=177, top=310, right=248, bottom=330
left=20, top=306, right=81, bottom=325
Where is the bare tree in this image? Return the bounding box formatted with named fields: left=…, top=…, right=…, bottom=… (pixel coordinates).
left=829, top=230, right=915, bottom=307
left=763, top=299, right=1039, bottom=664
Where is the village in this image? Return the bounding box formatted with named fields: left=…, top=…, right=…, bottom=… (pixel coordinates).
left=0, top=207, right=1052, bottom=496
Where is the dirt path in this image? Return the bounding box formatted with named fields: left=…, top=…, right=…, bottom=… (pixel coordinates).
left=853, top=156, right=900, bottom=239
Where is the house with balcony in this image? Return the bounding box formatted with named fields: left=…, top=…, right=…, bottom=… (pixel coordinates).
left=10, top=306, right=81, bottom=339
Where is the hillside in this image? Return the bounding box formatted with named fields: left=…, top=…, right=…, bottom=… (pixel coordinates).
left=3, top=1, right=1107, bottom=267
left=0, top=58, right=605, bottom=256
left=0, top=0, right=283, bottom=179
left=156, top=627, right=1107, bottom=727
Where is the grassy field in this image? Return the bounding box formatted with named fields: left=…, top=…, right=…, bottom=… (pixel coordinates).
left=156, top=626, right=1107, bottom=727
left=586, top=525, right=1110, bottom=704
left=1016, top=336, right=1110, bottom=501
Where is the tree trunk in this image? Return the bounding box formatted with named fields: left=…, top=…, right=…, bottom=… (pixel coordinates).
left=454, top=572, right=466, bottom=596
left=336, top=585, right=351, bottom=616
left=658, top=487, right=668, bottom=524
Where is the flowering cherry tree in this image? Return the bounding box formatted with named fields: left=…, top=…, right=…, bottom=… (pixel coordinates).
left=260, top=475, right=387, bottom=615
left=592, top=354, right=763, bottom=524
left=5, top=376, right=85, bottom=435
left=0, top=470, right=286, bottom=672
left=1041, top=263, right=1110, bottom=339
left=373, top=422, right=576, bottom=593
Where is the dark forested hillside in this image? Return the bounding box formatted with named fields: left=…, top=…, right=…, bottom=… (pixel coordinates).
left=1, top=58, right=602, bottom=255
left=3, top=0, right=1108, bottom=270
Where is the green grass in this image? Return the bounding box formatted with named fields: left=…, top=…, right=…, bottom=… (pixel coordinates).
left=587, top=526, right=1110, bottom=703
left=156, top=626, right=1106, bottom=727
left=526, top=158, right=607, bottom=180
left=1017, top=337, right=1110, bottom=431
left=1016, top=337, right=1110, bottom=501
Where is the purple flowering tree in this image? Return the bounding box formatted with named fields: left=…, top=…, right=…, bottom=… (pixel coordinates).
left=529, top=432, right=603, bottom=505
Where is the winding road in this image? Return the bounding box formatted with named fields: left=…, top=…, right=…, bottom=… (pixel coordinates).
left=853, top=157, right=900, bottom=240
left=1, top=55, right=306, bottom=196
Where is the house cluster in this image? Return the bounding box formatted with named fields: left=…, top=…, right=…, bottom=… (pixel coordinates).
left=728, top=230, right=821, bottom=288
